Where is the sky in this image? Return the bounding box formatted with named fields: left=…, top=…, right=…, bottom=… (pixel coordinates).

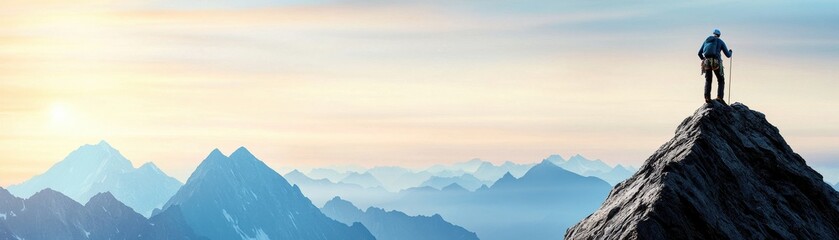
left=1, top=0, right=837, bottom=186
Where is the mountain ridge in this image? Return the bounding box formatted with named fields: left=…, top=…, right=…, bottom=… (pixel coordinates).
left=321, top=196, right=479, bottom=240
left=565, top=102, right=839, bottom=239
left=8, top=141, right=182, bottom=217
left=162, top=147, right=376, bottom=240
left=0, top=187, right=203, bottom=239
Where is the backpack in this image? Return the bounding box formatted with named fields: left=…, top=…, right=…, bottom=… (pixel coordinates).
left=702, top=38, right=720, bottom=58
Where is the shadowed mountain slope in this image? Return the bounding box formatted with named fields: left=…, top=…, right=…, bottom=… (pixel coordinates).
left=566, top=102, right=839, bottom=239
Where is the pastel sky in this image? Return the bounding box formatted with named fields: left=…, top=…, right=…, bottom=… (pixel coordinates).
left=1, top=0, right=837, bottom=186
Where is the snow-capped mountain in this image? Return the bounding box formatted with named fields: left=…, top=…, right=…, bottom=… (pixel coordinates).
left=162, top=147, right=375, bottom=240
left=7, top=141, right=182, bottom=216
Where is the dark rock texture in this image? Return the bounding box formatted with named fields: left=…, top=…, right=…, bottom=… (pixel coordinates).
left=565, top=102, right=839, bottom=240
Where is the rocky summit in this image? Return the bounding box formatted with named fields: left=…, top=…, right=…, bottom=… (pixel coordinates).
left=565, top=102, right=839, bottom=240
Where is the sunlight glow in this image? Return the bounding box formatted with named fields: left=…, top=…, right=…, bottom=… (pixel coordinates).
left=49, top=102, right=72, bottom=125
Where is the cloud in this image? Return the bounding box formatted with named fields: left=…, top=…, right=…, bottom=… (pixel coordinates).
left=0, top=0, right=837, bottom=184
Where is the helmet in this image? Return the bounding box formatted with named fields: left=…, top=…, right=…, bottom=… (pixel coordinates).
left=713, top=29, right=721, bottom=36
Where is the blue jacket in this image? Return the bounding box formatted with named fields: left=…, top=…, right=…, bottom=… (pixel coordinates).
left=698, top=36, right=731, bottom=60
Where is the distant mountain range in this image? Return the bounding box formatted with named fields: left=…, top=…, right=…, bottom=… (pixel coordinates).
left=0, top=187, right=201, bottom=239
left=321, top=196, right=479, bottom=240
left=7, top=141, right=182, bottom=217
left=340, top=172, right=384, bottom=189
left=161, top=147, right=375, bottom=240
left=420, top=174, right=490, bottom=191
left=0, top=140, right=636, bottom=240
left=303, top=155, right=635, bottom=193
left=426, top=158, right=486, bottom=174
left=284, top=170, right=395, bottom=208
left=379, top=160, right=612, bottom=240
left=547, top=154, right=635, bottom=185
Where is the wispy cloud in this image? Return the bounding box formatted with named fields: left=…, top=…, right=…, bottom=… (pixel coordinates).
left=0, top=0, right=837, bottom=185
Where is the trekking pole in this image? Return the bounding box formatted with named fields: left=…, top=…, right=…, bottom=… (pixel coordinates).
left=728, top=55, right=733, bottom=104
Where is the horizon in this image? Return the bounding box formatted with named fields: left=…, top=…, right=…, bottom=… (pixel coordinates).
left=2, top=139, right=624, bottom=186
left=2, top=0, right=838, bottom=186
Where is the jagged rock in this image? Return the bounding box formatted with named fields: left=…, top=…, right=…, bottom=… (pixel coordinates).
left=565, top=102, right=839, bottom=239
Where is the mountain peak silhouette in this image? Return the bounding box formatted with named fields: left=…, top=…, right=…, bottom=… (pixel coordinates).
left=230, top=146, right=256, bottom=159
left=163, top=148, right=375, bottom=240
left=96, top=139, right=112, bottom=148
left=207, top=148, right=226, bottom=158
left=566, top=102, right=839, bottom=239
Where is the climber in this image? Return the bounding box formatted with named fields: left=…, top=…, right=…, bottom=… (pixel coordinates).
left=698, top=28, right=732, bottom=104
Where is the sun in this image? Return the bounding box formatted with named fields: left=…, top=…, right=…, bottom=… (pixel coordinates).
left=50, top=103, right=72, bottom=124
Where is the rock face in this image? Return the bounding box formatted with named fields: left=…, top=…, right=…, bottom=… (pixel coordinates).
left=321, top=196, right=479, bottom=240
left=565, top=102, right=839, bottom=240
left=162, top=147, right=375, bottom=240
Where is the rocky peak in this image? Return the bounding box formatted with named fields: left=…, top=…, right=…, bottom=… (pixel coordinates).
left=28, top=188, right=79, bottom=206
left=230, top=146, right=256, bottom=160
left=565, top=102, right=839, bottom=239
left=85, top=191, right=120, bottom=206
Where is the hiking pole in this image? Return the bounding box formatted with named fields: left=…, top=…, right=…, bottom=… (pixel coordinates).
left=728, top=54, right=733, bottom=104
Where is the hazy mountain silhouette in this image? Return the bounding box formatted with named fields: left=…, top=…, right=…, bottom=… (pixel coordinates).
left=366, top=166, right=411, bottom=189
left=284, top=170, right=396, bottom=209
left=426, top=158, right=486, bottom=175
left=339, top=172, right=384, bottom=189
left=381, top=160, right=611, bottom=240
left=547, top=154, right=635, bottom=185
left=306, top=168, right=350, bottom=183
left=321, top=196, right=479, bottom=240
left=0, top=187, right=202, bottom=239
left=162, top=147, right=375, bottom=240
left=367, top=166, right=437, bottom=191
left=420, top=174, right=489, bottom=191
left=471, top=161, right=534, bottom=182
left=7, top=141, right=182, bottom=217
left=566, top=102, right=839, bottom=239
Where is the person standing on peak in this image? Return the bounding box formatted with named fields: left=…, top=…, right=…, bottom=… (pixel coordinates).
left=698, top=28, right=732, bottom=104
